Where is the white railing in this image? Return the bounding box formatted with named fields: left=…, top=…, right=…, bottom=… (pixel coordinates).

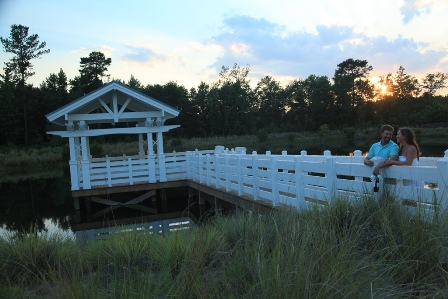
left=72, top=146, right=448, bottom=218
left=186, top=147, right=448, bottom=218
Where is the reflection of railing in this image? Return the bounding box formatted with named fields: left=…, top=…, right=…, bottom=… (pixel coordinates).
left=74, top=215, right=194, bottom=242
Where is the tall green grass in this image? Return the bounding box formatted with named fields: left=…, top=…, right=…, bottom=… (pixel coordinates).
left=2, top=195, right=448, bottom=298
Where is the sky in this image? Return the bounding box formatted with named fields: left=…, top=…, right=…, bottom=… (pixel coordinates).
left=1, top=0, right=448, bottom=90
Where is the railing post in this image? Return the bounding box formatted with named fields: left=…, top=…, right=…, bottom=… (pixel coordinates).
left=185, top=152, right=192, bottom=180
left=206, top=154, right=211, bottom=186
left=252, top=151, right=259, bottom=201
left=106, top=158, right=111, bottom=187
left=215, top=153, right=220, bottom=188
left=237, top=155, right=243, bottom=196
left=225, top=154, right=231, bottom=192
left=271, top=156, right=279, bottom=206
left=295, top=155, right=305, bottom=209
left=199, top=153, right=204, bottom=184
left=324, top=150, right=336, bottom=202
left=128, top=158, right=133, bottom=185
left=353, top=150, right=363, bottom=181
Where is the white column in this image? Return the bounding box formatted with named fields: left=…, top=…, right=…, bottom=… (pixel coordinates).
left=74, top=137, right=81, bottom=159
left=157, top=131, right=167, bottom=181
left=147, top=132, right=156, bottom=182
left=68, top=137, right=79, bottom=190
left=80, top=136, right=91, bottom=189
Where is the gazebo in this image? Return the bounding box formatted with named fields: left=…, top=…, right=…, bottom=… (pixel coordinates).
left=46, top=81, right=180, bottom=191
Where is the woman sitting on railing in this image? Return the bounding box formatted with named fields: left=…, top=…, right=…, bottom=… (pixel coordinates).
left=374, top=127, right=423, bottom=187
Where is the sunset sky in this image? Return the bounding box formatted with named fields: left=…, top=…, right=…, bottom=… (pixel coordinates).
left=1, top=0, right=447, bottom=89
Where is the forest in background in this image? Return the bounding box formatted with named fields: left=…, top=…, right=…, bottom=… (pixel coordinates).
left=1, top=24, right=448, bottom=147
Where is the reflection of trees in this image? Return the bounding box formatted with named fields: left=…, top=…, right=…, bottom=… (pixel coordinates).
left=0, top=175, right=73, bottom=235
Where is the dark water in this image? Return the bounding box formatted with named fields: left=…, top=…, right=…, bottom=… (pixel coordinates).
left=0, top=174, right=212, bottom=241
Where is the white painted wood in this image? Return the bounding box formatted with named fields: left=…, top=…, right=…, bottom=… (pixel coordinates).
left=47, top=125, right=180, bottom=137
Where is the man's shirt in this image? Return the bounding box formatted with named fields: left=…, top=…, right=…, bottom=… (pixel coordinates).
left=367, top=141, right=399, bottom=159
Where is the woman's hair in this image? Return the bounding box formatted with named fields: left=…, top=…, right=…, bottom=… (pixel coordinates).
left=398, top=127, right=421, bottom=160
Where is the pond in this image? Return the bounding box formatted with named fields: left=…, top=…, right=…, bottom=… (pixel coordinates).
left=0, top=173, right=212, bottom=241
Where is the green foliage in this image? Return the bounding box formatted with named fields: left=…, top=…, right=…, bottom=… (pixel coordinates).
left=318, top=123, right=330, bottom=133
left=342, top=127, right=356, bottom=139
left=89, top=142, right=104, bottom=158
left=256, top=129, right=268, bottom=143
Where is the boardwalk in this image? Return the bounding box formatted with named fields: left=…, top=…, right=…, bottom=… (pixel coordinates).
left=71, top=146, right=448, bottom=219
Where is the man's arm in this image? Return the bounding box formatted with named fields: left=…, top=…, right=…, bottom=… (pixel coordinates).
left=364, top=156, right=374, bottom=166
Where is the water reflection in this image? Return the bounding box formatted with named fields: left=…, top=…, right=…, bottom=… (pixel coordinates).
left=0, top=175, right=73, bottom=239
left=74, top=213, right=195, bottom=242
left=0, top=173, right=209, bottom=241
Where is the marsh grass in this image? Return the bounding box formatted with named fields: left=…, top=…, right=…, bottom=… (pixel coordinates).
left=2, top=195, right=448, bottom=298
left=0, top=146, right=64, bottom=179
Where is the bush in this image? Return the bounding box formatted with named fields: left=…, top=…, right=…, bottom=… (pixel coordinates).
left=257, top=129, right=268, bottom=143
left=89, top=143, right=104, bottom=158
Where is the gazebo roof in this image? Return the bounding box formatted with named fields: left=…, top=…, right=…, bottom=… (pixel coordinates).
left=46, top=81, right=180, bottom=126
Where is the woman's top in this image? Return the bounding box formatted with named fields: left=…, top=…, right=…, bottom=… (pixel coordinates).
left=398, top=156, right=419, bottom=166
left=398, top=156, right=423, bottom=187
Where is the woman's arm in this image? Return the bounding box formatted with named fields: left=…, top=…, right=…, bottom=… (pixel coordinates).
left=384, top=146, right=416, bottom=166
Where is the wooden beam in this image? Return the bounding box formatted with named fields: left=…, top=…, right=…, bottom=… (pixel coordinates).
left=126, top=190, right=156, bottom=205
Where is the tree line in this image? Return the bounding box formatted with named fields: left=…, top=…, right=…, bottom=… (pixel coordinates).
left=1, top=24, right=447, bottom=147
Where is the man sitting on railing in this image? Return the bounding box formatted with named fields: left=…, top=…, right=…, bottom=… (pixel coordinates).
left=363, top=124, right=399, bottom=175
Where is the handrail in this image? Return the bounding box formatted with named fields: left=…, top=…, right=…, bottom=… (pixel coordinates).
left=72, top=147, right=448, bottom=220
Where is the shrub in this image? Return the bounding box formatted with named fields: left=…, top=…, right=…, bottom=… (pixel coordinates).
left=257, top=129, right=268, bottom=143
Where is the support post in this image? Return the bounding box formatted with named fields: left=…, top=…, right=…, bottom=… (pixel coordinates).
left=80, top=136, right=91, bottom=189
left=147, top=132, right=156, bottom=183
left=157, top=132, right=167, bottom=182
left=68, top=137, right=79, bottom=190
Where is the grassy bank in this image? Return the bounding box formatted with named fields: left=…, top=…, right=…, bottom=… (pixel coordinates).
left=1, top=195, right=448, bottom=298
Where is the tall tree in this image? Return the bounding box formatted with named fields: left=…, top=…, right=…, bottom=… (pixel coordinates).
left=190, top=82, right=211, bottom=137
left=1, top=24, right=50, bottom=145
left=70, top=51, right=111, bottom=96
left=333, top=58, right=373, bottom=125
left=40, top=69, right=69, bottom=113
left=255, top=76, right=286, bottom=130
left=420, top=72, right=448, bottom=97
left=285, top=79, right=309, bottom=130
left=391, top=66, right=420, bottom=99
left=215, top=64, right=255, bottom=135
left=127, top=74, right=142, bottom=90
left=302, top=75, right=333, bottom=129
left=0, top=70, right=20, bottom=144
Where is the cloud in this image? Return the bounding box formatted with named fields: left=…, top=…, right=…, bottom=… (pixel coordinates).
left=208, top=15, right=447, bottom=82
left=122, top=45, right=168, bottom=67
left=69, top=45, right=115, bottom=57
left=400, top=0, right=434, bottom=24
